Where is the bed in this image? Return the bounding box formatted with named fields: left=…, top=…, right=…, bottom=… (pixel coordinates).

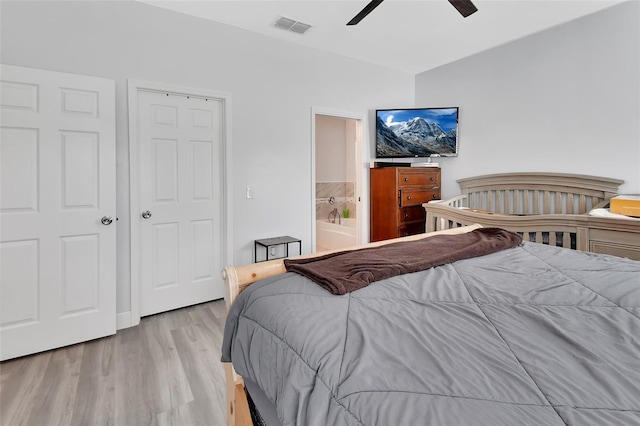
left=221, top=225, right=640, bottom=426
left=423, top=172, right=640, bottom=260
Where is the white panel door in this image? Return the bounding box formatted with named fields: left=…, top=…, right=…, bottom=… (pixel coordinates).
left=0, top=65, right=116, bottom=360
left=136, top=90, right=224, bottom=317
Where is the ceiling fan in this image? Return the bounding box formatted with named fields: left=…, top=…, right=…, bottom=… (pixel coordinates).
left=347, top=0, right=478, bottom=25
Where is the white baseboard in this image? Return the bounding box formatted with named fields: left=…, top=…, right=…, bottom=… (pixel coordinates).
left=116, top=311, right=133, bottom=330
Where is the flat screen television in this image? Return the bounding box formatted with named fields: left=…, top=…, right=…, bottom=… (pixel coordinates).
left=376, top=107, right=459, bottom=158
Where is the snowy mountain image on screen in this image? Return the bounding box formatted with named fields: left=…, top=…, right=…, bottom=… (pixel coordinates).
left=376, top=113, right=457, bottom=157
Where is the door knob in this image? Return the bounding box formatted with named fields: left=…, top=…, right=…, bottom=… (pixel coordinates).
left=101, top=216, right=113, bottom=225
left=141, top=210, right=152, bottom=219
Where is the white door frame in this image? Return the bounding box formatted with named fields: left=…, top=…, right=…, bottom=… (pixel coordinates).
left=127, top=80, right=232, bottom=327
left=311, top=107, right=366, bottom=251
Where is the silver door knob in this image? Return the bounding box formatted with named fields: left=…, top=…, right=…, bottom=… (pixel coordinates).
left=101, top=216, right=113, bottom=225
left=141, top=210, right=152, bottom=219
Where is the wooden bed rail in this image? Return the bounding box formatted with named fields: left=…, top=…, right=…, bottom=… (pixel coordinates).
left=425, top=204, right=590, bottom=250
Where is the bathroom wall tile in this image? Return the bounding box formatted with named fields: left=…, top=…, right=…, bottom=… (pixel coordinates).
left=345, top=182, right=354, bottom=198
left=316, top=181, right=357, bottom=220
left=316, top=182, right=347, bottom=199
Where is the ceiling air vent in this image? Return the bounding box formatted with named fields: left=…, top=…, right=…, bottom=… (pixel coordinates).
left=274, top=16, right=312, bottom=34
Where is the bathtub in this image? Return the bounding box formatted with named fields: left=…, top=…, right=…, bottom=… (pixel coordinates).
left=316, top=218, right=357, bottom=252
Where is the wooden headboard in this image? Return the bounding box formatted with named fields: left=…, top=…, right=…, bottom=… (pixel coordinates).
left=424, top=172, right=628, bottom=251
left=455, top=172, right=623, bottom=215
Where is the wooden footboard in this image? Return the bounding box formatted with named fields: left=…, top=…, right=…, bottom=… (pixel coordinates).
left=221, top=224, right=483, bottom=426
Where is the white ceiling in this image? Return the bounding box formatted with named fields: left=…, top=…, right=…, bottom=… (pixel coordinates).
left=139, top=0, right=624, bottom=74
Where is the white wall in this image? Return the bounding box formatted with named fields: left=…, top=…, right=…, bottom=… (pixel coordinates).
left=415, top=1, right=640, bottom=198
left=6, top=1, right=634, bottom=319
left=315, top=115, right=347, bottom=182
left=315, top=115, right=357, bottom=183
left=345, top=120, right=357, bottom=183
left=0, top=1, right=415, bottom=315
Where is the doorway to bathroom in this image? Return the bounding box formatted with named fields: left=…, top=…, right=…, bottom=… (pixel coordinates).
left=312, top=109, right=365, bottom=252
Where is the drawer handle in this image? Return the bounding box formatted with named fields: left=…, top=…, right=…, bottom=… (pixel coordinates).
left=407, top=195, right=412, bottom=200
left=404, top=213, right=409, bottom=219
left=404, top=177, right=409, bottom=182
left=430, top=177, right=434, bottom=181
left=432, top=194, right=437, bottom=199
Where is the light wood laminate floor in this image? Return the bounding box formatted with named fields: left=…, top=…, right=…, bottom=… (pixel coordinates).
left=0, top=299, right=228, bottom=426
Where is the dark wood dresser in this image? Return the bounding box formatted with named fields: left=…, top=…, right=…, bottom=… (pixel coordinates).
left=370, top=167, right=441, bottom=242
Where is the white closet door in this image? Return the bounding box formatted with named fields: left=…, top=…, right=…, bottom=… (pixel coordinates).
left=136, top=89, right=224, bottom=317
left=0, top=65, right=116, bottom=360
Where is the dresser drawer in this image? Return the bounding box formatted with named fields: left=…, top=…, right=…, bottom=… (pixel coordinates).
left=398, top=170, right=440, bottom=188
left=399, top=206, right=425, bottom=224
left=370, top=166, right=441, bottom=242
left=399, top=189, right=440, bottom=207
left=398, top=222, right=425, bottom=237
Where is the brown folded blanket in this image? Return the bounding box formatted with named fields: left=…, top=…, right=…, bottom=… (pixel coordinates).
left=284, top=228, right=522, bottom=295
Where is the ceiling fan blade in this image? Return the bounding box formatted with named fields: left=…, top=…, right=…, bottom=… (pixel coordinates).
left=447, top=0, right=478, bottom=18
left=347, top=0, right=384, bottom=26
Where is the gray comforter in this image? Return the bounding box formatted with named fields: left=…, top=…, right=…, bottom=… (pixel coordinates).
left=222, top=242, right=640, bottom=425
